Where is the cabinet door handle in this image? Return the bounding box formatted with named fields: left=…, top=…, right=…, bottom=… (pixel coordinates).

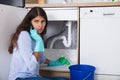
left=103, top=13, right=115, bottom=16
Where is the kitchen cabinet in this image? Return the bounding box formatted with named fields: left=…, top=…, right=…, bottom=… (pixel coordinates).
left=25, top=2, right=120, bottom=79
left=44, top=8, right=78, bottom=21
left=38, top=7, right=79, bottom=79
left=0, top=2, right=120, bottom=80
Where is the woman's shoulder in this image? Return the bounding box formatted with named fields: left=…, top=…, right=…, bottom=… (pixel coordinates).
left=20, top=31, right=29, bottom=34
left=19, top=31, right=31, bottom=39
left=19, top=31, right=29, bottom=36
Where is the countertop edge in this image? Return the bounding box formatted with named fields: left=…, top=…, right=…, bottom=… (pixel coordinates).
left=25, top=2, right=120, bottom=8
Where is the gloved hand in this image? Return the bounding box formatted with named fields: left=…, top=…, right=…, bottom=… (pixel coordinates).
left=57, top=57, right=70, bottom=65
left=30, top=27, right=44, bottom=52
left=48, top=59, right=66, bottom=67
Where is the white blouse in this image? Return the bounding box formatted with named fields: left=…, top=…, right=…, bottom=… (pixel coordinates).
left=9, top=31, right=46, bottom=80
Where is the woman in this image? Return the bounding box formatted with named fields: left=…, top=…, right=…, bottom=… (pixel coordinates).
left=8, top=7, right=68, bottom=80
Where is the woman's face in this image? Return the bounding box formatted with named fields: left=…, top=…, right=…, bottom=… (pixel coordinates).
left=31, top=16, right=46, bottom=34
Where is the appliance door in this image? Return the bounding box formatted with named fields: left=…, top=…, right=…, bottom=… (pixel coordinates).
left=0, top=4, right=27, bottom=80
left=80, top=7, right=120, bottom=75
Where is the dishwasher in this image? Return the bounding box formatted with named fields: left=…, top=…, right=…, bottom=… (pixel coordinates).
left=80, top=7, right=120, bottom=80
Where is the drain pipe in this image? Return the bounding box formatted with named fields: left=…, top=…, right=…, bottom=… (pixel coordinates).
left=50, top=21, right=72, bottom=49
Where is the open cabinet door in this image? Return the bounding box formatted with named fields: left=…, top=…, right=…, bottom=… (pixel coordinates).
left=0, top=4, right=27, bottom=80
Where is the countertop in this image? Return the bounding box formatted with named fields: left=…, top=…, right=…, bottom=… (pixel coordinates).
left=25, top=2, right=120, bottom=8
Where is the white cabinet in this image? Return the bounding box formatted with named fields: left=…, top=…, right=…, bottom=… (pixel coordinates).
left=44, top=8, right=78, bottom=21
left=40, top=7, right=78, bottom=72
left=39, top=7, right=79, bottom=79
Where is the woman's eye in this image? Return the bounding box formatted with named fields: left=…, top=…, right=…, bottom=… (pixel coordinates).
left=41, top=20, right=45, bottom=23
left=34, top=20, right=39, bottom=23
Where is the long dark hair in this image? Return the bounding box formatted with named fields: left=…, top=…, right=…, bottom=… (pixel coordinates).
left=8, top=7, right=48, bottom=54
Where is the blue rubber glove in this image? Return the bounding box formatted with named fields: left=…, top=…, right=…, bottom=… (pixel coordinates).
left=30, top=27, right=44, bottom=52
left=48, top=60, right=66, bottom=67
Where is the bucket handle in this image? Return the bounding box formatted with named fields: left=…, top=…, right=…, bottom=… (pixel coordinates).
left=82, top=72, right=92, bottom=80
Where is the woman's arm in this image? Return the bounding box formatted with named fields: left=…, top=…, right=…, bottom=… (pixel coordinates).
left=44, top=58, right=67, bottom=67
left=18, top=31, right=39, bottom=72
left=44, top=58, right=50, bottom=64
left=33, top=52, right=40, bottom=61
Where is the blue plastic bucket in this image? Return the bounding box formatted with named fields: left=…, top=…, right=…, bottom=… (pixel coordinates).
left=69, top=64, right=96, bottom=80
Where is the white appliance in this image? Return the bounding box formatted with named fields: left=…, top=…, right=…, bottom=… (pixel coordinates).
left=80, top=7, right=120, bottom=80
left=0, top=4, right=27, bottom=80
